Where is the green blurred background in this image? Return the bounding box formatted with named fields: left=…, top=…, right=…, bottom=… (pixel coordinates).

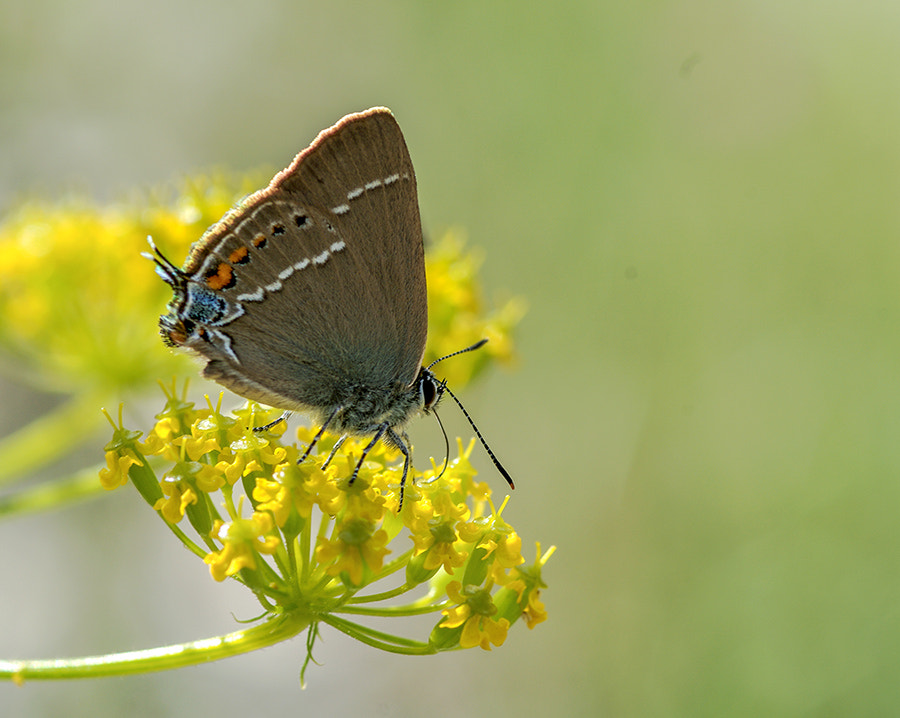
left=2, top=1, right=899, bottom=716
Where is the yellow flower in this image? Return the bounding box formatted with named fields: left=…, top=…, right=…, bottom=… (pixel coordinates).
left=213, top=451, right=247, bottom=486
left=153, top=462, right=222, bottom=523
left=141, top=416, right=183, bottom=450
left=522, top=589, right=548, bottom=629
left=491, top=542, right=555, bottom=631
left=461, top=615, right=510, bottom=650
left=178, top=432, right=222, bottom=462
left=204, top=513, right=280, bottom=582
left=98, top=449, right=143, bottom=490
left=154, top=481, right=199, bottom=525
left=253, top=476, right=292, bottom=527
left=478, top=531, right=524, bottom=569
left=315, top=518, right=391, bottom=587
left=411, top=517, right=468, bottom=572
left=440, top=581, right=510, bottom=650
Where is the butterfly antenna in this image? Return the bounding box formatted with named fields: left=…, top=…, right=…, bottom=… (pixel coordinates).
left=440, top=381, right=515, bottom=490
left=432, top=407, right=451, bottom=481
left=427, top=338, right=514, bottom=489
left=142, top=236, right=183, bottom=286
left=426, top=338, right=488, bottom=370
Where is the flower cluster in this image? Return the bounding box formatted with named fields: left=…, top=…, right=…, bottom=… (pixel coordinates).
left=0, top=169, right=544, bottom=681
left=101, top=391, right=552, bottom=663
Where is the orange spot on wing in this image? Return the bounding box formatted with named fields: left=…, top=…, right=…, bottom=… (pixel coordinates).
left=229, top=245, right=250, bottom=264
left=206, top=262, right=234, bottom=290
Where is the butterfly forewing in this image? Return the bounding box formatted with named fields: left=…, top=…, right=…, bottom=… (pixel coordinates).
left=175, top=108, right=427, bottom=415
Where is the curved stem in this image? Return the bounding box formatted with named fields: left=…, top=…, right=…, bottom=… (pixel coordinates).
left=0, top=612, right=311, bottom=682
left=322, top=614, right=436, bottom=655
left=339, top=601, right=451, bottom=617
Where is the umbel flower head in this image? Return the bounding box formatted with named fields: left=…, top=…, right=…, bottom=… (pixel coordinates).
left=101, top=389, right=553, bottom=675
left=0, top=169, right=547, bottom=682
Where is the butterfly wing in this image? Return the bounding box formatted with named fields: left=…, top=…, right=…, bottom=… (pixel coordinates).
left=166, top=108, right=427, bottom=418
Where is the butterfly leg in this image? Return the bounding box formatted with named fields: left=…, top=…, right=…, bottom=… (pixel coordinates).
left=347, top=425, right=412, bottom=508
left=387, top=428, right=413, bottom=509
left=298, top=406, right=341, bottom=464
left=253, top=410, right=293, bottom=433
left=349, top=424, right=388, bottom=485
left=321, top=435, right=348, bottom=470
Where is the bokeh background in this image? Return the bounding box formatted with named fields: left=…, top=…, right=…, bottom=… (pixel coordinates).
left=2, top=1, right=899, bottom=715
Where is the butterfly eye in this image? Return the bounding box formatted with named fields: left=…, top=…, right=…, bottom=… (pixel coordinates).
left=420, top=371, right=442, bottom=411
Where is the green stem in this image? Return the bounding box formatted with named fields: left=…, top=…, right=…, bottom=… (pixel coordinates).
left=322, top=614, right=436, bottom=655
left=162, top=518, right=209, bottom=560
left=371, top=547, right=414, bottom=579
left=339, top=601, right=451, bottom=617
left=0, top=464, right=106, bottom=519
left=0, top=612, right=310, bottom=682
left=348, top=584, right=419, bottom=604
left=0, top=393, right=105, bottom=487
